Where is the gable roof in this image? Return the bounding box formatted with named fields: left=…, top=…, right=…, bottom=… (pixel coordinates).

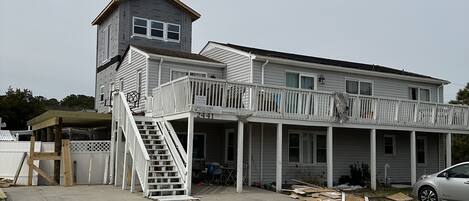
left=207, top=42, right=449, bottom=84
left=116, top=45, right=223, bottom=71
left=91, top=0, right=201, bottom=25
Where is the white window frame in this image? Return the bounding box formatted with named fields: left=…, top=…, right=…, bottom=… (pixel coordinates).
left=149, top=20, right=165, bottom=40
left=224, top=129, right=235, bottom=163
left=132, top=17, right=148, bottom=37
left=177, top=132, right=207, bottom=160
left=416, top=136, right=427, bottom=166
left=383, top=135, right=396, bottom=156
left=287, top=130, right=326, bottom=165
left=166, top=23, right=181, bottom=42
left=285, top=70, right=318, bottom=90
left=345, top=77, right=374, bottom=96
left=131, top=16, right=181, bottom=43
left=408, top=85, right=432, bottom=102
left=136, top=70, right=143, bottom=98
left=99, top=85, right=105, bottom=103
left=170, top=69, right=207, bottom=81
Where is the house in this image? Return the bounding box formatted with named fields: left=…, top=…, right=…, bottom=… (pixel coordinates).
left=91, top=0, right=469, bottom=200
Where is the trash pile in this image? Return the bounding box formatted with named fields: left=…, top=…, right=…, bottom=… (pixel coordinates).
left=0, top=178, right=13, bottom=188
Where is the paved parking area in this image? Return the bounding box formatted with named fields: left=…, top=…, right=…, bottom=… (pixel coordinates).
left=3, top=185, right=291, bottom=201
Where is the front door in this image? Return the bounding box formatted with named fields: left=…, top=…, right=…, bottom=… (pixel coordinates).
left=286, top=72, right=317, bottom=115
left=437, top=164, right=469, bottom=201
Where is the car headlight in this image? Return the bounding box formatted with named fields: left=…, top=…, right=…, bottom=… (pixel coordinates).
left=418, top=175, right=429, bottom=181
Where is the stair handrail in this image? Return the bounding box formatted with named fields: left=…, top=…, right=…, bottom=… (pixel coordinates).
left=114, top=92, right=150, bottom=195
left=163, top=119, right=188, bottom=162
left=155, top=119, right=188, bottom=184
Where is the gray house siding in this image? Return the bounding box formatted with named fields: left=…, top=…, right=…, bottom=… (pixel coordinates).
left=156, top=61, right=224, bottom=85
left=247, top=123, right=442, bottom=185
left=201, top=46, right=251, bottom=83
left=119, top=0, right=192, bottom=53
left=253, top=60, right=442, bottom=103
left=116, top=49, right=148, bottom=112
left=96, top=8, right=120, bottom=66
left=95, top=64, right=118, bottom=113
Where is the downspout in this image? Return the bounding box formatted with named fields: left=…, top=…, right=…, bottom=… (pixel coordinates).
left=436, top=83, right=444, bottom=103
left=261, top=60, right=269, bottom=85
left=249, top=52, right=254, bottom=83
left=158, top=58, right=164, bottom=86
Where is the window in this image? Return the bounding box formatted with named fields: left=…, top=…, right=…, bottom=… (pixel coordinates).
left=177, top=133, right=206, bottom=160
left=346, top=79, right=373, bottom=96
left=170, top=69, right=207, bottom=81
left=225, top=130, right=235, bottom=162
left=288, top=131, right=326, bottom=164
left=133, top=17, right=147, bottom=35
left=167, top=23, right=180, bottom=41
left=288, top=133, right=301, bottom=163
left=132, top=17, right=180, bottom=43
left=416, top=137, right=426, bottom=164
left=384, top=135, right=396, bottom=155
left=100, top=85, right=105, bottom=102
left=446, top=164, right=469, bottom=178
left=408, top=87, right=431, bottom=102
left=119, top=78, right=124, bottom=91
left=286, top=72, right=316, bottom=90
left=150, top=21, right=164, bottom=38
left=136, top=70, right=143, bottom=95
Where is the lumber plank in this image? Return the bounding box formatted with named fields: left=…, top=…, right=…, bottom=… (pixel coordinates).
left=31, top=164, right=57, bottom=185
left=62, top=140, right=73, bottom=187
left=32, top=152, right=61, bottom=160
left=28, top=136, right=35, bottom=186
left=13, top=152, right=27, bottom=185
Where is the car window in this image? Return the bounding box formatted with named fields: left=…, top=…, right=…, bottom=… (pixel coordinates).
left=447, top=164, right=469, bottom=178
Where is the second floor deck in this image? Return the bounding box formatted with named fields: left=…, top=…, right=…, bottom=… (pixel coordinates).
left=148, top=76, right=469, bottom=132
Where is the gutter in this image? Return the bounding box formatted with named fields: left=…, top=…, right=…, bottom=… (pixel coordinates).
left=148, top=54, right=226, bottom=68
left=261, top=60, right=269, bottom=85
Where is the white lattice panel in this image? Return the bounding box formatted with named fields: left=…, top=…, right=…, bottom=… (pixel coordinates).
left=70, top=141, right=110, bottom=152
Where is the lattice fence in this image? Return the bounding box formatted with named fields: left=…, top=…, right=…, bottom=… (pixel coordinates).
left=70, top=141, right=110, bottom=153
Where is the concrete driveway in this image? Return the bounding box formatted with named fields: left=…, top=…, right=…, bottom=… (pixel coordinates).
left=3, top=185, right=291, bottom=201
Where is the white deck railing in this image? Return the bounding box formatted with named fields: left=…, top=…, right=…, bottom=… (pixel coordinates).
left=151, top=76, right=469, bottom=130
left=114, top=92, right=151, bottom=195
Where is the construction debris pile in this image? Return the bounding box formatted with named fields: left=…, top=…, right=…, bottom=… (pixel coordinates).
left=288, top=185, right=367, bottom=201
left=0, top=178, right=13, bottom=188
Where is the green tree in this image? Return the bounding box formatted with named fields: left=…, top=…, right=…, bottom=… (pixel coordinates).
left=60, top=94, right=94, bottom=110
left=449, top=82, right=469, bottom=164
left=0, top=87, right=47, bottom=130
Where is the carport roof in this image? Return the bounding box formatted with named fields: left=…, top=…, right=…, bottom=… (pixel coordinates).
left=27, top=110, right=111, bottom=131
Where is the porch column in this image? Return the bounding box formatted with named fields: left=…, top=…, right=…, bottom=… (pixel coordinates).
left=327, top=126, right=333, bottom=188
left=237, top=121, right=244, bottom=193
left=276, top=123, right=282, bottom=192
left=446, top=133, right=452, bottom=167
left=410, top=131, right=416, bottom=185
left=114, top=128, right=123, bottom=187
left=122, top=141, right=129, bottom=190
left=370, top=129, right=377, bottom=191
left=186, top=113, right=194, bottom=195
left=109, top=121, right=116, bottom=185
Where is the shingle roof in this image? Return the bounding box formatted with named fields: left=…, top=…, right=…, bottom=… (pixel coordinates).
left=0, top=130, right=15, bottom=141
left=211, top=42, right=448, bottom=83
left=132, top=45, right=222, bottom=64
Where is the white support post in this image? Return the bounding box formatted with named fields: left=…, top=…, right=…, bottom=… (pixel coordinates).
left=327, top=126, right=333, bottom=188
left=260, top=123, right=264, bottom=185
left=114, top=128, right=123, bottom=186
left=410, top=131, right=417, bottom=185
left=446, top=133, right=452, bottom=168
left=276, top=123, right=283, bottom=192
left=186, top=113, right=194, bottom=195
left=130, top=139, right=137, bottom=193
left=122, top=142, right=129, bottom=190
left=109, top=120, right=116, bottom=185
left=248, top=124, right=253, bottom=186
left=370, top=129, right=377, bottom=191
left=237, top=121, right=244, bottom=193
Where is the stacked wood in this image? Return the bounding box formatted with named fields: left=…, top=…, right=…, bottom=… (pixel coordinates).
left=0, top=178, right=13, bottom=188
left=289, top=185, right=343, bottom=201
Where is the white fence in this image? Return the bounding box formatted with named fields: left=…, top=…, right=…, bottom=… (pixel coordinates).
left=0, top=140, right=110, bottom=185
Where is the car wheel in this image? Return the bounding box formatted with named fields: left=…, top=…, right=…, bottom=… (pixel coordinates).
left=418, top=186, right=438, bottom=201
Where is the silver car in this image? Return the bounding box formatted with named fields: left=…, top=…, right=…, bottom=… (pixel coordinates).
left=413, top=162, right=469, bottom=201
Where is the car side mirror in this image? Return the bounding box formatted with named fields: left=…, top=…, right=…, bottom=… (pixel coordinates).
left=443, top=172, right=450, bottom=179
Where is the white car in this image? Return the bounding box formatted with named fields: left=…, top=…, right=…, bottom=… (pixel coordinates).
left=413, top=162, right=469, bottom=201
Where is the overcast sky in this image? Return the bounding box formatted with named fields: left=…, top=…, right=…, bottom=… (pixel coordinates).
left=1, top=0, right=468, bottom=102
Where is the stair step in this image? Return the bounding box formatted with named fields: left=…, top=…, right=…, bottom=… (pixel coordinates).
left=148, top=188, right=185, bottom=192
left=149, top=195, right=197, bottom=201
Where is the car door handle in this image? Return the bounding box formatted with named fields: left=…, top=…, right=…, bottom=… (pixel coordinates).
left=465, top=181, right=469, bottom=185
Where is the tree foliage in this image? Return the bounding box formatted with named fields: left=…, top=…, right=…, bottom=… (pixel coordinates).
left=449, top=82, right=469, bottom=164
left=0, top=87, right=95, bottom=130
